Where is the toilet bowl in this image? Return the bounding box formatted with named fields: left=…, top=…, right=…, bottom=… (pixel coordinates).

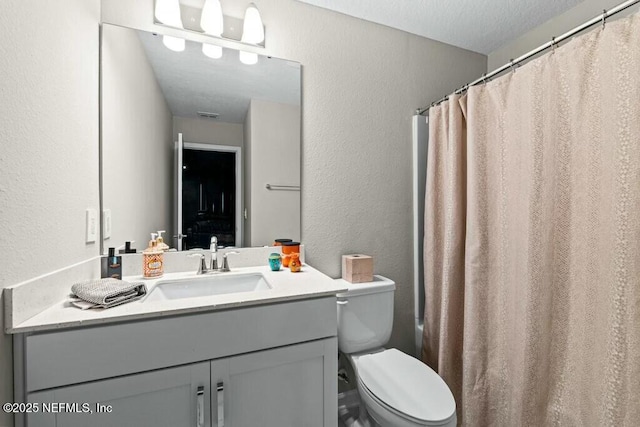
left=336, top=276, right=456, bottom=427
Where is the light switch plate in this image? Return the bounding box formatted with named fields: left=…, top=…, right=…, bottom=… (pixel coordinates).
left=86, top=208, right=97, bottom=243
left=103, top=209, right=112, bottom=240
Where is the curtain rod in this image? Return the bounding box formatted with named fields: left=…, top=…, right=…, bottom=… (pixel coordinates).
left=416, top=0, right=640, bottom=115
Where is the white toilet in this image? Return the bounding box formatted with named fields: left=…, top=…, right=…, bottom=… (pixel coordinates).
left=336, top=276, right=456, bottom=427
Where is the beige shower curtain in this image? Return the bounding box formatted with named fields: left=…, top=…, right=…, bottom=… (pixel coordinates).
left=423, top=12, right=640, bottom=426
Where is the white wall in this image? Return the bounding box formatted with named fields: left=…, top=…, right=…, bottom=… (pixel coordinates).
left=102, top=0, right=487, bottom=355
left=0, top=1, right=100, bottom=425
left=102, top=24, right=174, bottom=254
left=488, top=0, right=640, bottom=70
left=173, top=116, right=244, bottom=147
left=246, top=99, right=301, bottom=246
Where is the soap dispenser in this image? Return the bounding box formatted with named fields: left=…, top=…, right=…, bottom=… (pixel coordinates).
left=143, top=233, right=164, bottom=278
left=101, top=247, right=122, bottom=279
left=118, top=241, right=137, bottom=254
left=156, top=230, right=170, bottom=251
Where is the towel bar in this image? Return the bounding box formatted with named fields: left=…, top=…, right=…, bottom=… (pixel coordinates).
left=265, top=184, right=300, bottom=191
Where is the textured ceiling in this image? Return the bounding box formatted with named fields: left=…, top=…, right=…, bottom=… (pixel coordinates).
left=138, top=31, right=300, bottom=123
left=297, top=0, right=584, bottom=54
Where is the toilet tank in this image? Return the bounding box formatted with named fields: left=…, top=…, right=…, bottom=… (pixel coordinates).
left=335, top=276, right=396, bottom=354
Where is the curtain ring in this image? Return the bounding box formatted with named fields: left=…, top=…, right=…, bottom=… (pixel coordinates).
left=482, top=73, right=487, bottom=85
left=510, top=59, right=516, bottom=73
left=551, top=36, right=556, bottom=54
left=602, top=9, right=607, bottom=29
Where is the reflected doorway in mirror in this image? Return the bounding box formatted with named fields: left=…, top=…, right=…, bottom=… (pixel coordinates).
left=176, top=141, right=242, bottom=250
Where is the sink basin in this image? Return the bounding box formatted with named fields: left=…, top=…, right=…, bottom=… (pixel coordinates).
left=145, top=273, right=271, bottom=302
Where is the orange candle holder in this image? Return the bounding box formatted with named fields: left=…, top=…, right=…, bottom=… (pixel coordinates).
left=282, top=242, right=300, bottom=254
left=282, top=242, right=300, bottom=268
left=289, top=253, right=301, bottom=272
left=274, top=239, right=293, bottom=246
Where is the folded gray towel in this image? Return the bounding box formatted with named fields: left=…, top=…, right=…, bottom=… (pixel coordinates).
left=70, top=278, right=147, bottom=310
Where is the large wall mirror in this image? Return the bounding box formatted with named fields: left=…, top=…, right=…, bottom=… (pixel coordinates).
left=100, top=24, right=301, bottom=254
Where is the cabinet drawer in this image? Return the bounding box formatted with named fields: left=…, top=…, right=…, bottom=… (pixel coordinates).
left=22, top=297, right=336, bottom=392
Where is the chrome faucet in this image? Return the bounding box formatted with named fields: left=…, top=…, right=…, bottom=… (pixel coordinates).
left=188, top=253, right=208, bottom=275
left=189, top=238, right=236, bottom=275
left=219, top=251, right=239, bottom=272
left=210, top=236, right=219, bottom=271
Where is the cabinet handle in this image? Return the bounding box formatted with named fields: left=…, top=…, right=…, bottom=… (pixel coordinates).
left=217, top=381, right=224, bottom=427
left=196, top=386, right=205, bottom=427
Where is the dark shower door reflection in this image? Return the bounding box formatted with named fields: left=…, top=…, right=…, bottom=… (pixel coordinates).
left=182, top=149, right=236, bottom=249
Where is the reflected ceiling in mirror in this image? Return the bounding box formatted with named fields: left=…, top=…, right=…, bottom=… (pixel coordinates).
left=138, top=30, right=299, bottom=122
left=101, top=24, right=301, bottom=254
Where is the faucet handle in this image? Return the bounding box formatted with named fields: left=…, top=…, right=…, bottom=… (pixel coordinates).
left=188, top=253, right=208, bottom=275
left=220, top=251, right=239, bottom=272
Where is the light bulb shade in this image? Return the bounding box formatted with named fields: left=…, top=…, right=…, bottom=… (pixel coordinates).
left=163, top=35, right=185, bottom=52
left=241, top=3, right=264, bottom=44
left=200, top=0, right=224, bottom=36
left=202, top=43, right=223, bottom=59
left=239, top=51, right=258, bottom=65
left=155, top=0, right=183, bottom=27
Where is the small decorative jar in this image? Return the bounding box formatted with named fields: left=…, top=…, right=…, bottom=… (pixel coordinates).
left=282, top=241, right=300, bottom=255
left=289, top=253, right=301, bottom=272
left=274, top=239, right=293, bottom=246
left=268, top=253, right=282, bottom=271
left=282, top=242, right=301, bottom=268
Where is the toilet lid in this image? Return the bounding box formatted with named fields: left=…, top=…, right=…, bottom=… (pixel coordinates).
left=355, top=349, right=456, bottom=423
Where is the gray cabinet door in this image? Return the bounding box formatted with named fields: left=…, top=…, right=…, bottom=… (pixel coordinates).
left=210, top=338, right=337, bottom=427
left=27, top=362, right=210, bottom=427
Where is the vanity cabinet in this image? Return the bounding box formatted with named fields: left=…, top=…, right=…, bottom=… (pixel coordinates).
left=14, top=297, right=338, bottom=427
left=27, top=362, right=211, bottom=427
left=210, top=339, right=334, bottom=427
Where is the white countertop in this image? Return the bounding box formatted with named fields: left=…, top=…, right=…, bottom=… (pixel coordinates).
left=8, top=264, right=347, bottom=334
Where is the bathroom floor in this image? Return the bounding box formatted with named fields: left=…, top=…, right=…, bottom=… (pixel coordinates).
left=338, top=408, right=361, bottom=427
left=338, top=390, right=365, bottom=427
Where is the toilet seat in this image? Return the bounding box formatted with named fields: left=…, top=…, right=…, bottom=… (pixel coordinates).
left=352, top=349, right=456, bottom=426
left=358, top=379, right=443, bottom=427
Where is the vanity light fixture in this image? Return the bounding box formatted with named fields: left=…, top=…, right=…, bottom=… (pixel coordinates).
left=201, top=0, right=224, bottom=34
left=163, top=35, right=186, bottom=52
left=201, top=0, right=224, bottom=59
left=155, top=0, right=185, bottom=52
left=153, top=0, right=265, bottom=58
left=239, top=3, right=264, bottom=65
left=155, top=0, right=182, bottom=26
left=202, top=43, right=223, bottom=59
left=239, top=50, right=259, bottom=65
left=241, top=3, right=265, bottom=44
